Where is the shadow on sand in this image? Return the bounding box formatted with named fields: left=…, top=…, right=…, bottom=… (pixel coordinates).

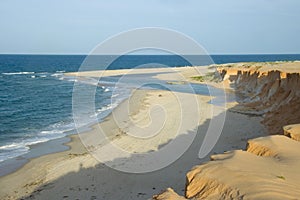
left=19, top=100, right=266, bottom=200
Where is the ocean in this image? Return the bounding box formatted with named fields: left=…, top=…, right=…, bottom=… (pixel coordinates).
left=1, top=54, right=300, bottom=170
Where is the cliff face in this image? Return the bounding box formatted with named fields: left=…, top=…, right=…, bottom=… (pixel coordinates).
left=218, top=66, right=300, bottom=135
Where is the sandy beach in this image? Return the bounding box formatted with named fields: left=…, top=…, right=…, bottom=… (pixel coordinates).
left=1, top=0, right=300, bottom=199
left=1, top=62, right=299, bottom=199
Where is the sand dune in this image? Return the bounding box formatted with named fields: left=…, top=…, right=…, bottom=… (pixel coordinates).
left=155, top=126, right=300, bottom=199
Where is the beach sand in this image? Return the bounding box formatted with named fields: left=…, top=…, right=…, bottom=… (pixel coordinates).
left=0, top=64, right=276, bottom=199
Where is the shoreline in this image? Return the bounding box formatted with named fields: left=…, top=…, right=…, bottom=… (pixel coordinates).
left=2, top=62, right=293, bottom=199
left=0, top=65, right=214, bottom=176
left=0, top=136, right=71, bottom=177
left=1, top=87, right=264, bottom=199
left=0, top=75, right=133, bottom=177
left=0, top=64, right=267, bottom=200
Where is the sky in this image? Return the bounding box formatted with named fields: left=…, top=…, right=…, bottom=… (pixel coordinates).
left=0, top=0, right=300, bottom=54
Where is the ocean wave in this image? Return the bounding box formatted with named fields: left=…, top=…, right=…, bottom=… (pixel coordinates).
left=0, top=146, right=29, bottom=162
left=0, top=121, right=75, bottom=163
left=51, top=73, right=63, bottom=77
left=0, top=79, right=132, bottom=163
left=0, top=135, right=66, bottom=163
left=111, top=93, right=119, bottom=98
left=2, top=72, right=35, bottom=75
left=96, top=104, right=113, bottom=113
left=0, top=143, right=23, bottom=150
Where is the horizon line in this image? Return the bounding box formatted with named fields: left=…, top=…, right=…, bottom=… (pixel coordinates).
left=1, top=53, right=300, bottom=56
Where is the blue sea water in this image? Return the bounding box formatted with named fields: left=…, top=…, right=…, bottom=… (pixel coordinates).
left=0, top=54, right=300, bottom=164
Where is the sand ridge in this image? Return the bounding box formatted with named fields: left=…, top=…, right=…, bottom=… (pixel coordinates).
left=155, top=129, right=300, bottom=199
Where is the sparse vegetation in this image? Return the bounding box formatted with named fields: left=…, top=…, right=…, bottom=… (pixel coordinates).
left=191, top=72, right=217, bottom=82
left=166, top=81, right=187, bottom=85
left=276, top=175, right=286, bottom=180
left=191, top=76, right=205, bottom=82
left=208, top=65, right=219, bottom=69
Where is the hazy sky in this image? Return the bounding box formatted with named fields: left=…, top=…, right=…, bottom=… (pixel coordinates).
left=0, top=0, right=300, bottom=54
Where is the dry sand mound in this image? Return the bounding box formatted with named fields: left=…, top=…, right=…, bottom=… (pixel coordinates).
left=284, top=124, right=300, bottom=142
left=154, top=125, right=300, bottom=199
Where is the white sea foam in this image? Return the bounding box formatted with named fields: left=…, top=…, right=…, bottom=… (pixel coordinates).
left=0, top=120, right=76, bottom=163
left=0, top=143, right=23, bottom=150
left=0, top=147, right=29, bottom=162
left=0, top=76, right=132, bottom=163
left=96, top=104, right=113, bottom=113
left=2, top=72, right=35, bottom=75
left=111, top=93, right=119, bottom=98
left=51, top=73, right=62, bottom=77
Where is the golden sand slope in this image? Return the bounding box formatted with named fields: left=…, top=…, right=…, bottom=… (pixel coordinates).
left=284, top=124, right=300, bottom=141
left=153, top=188, right=186, bottom=200
left=154, top=125, right=300, bottom=200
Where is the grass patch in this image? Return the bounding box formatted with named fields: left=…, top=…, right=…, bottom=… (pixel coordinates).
left=191, top=76, right=205, bottom=82
left=166, top=81, right=187, bottom=85
left=191, top=72, right=217, bottom=82
left=276, top=175, right=286, bottom=180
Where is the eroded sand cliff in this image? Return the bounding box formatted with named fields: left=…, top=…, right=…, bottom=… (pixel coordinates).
left=218, top=61, right=300, bottom=135
left=154, top=61, right=300, bottom=200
